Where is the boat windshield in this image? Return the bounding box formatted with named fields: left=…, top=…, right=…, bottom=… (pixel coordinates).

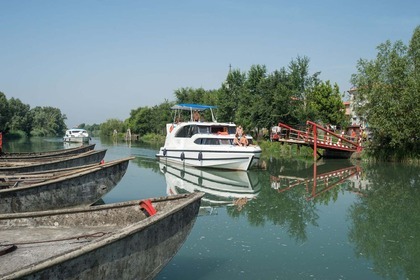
left=175, top=125, right=236, bottom=138
left=194, top=138, right=233, bottom=145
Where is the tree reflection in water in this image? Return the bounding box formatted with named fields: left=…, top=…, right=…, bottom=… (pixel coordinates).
left=348, top=163, right=420, bottom=280
left=141, top=155, right=420, bottom=279
left=229, top=158, right=361, bottom=243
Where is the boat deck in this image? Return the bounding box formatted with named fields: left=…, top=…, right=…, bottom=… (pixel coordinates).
left=1, top=226, right=117, bottom=276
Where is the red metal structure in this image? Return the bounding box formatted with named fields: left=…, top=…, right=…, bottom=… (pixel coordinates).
left=271, top=121, right=363, bottom=160
left=270, top=164, right=363, bottom=201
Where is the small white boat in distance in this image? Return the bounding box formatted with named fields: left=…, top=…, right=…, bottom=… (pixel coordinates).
left=156, top=104, right=262, bottom=171
left=63, top=129, right=90, bottom=143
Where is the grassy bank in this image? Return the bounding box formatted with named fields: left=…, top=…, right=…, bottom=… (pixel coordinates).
left=258, top=141, right=314, bottom=160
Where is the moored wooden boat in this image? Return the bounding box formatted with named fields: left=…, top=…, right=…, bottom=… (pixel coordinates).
left=0, top=149, right=107, bottom=175
left=0, top=163, right=103, bottom=188
left=0, top=161, right=106, bottom=186
left=0, top=157, right=133, bottom=213
left=0, top=192, right=204, bottom=279
left=0, top=144, right=95, bottom=161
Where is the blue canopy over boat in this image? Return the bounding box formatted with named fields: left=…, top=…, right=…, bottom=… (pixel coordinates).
left=171, top=104, right=218, bottom=122
left=171, top=104, right=217, bottom=111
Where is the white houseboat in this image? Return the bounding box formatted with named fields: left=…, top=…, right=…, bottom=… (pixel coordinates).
left=156, top=104, right=262, bottom=171
left=63, top=129, right=90, bottom=143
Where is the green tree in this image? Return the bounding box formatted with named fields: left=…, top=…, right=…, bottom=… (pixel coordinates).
left=8, top=97, right=33, bottom=135
left=174, top=87, right=216, bottom=106
left=127, top=107, right=154, bottom=135
left=148, top=101, right=173, bottom=134
left=288, top=56, right=321, bottom=123
left=236, top=65, right=267, bottom=134
left=100, top=118, right=125, bottom=136
left=306, top=81, right=346, bottom=126
left=218, top=68, right=246, bottom=123
left=0, top=92, right=11, bottom=132
left=30, top=106, right=67, bottom=136
left=351, top=26, right=420, bottom=160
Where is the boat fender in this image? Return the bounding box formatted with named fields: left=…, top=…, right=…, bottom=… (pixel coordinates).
left=180, top=152, right=185, bottom=161
left=198, top=152, right=203, bottom=161
left=163, top=148, right=167, bottom=156
left=139, top=199, right=157, bottom=217
left=169, top=124, right=174, bottom=133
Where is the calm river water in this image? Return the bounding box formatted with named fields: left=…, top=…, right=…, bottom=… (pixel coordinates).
left=3, top=137, right=420, bottom=280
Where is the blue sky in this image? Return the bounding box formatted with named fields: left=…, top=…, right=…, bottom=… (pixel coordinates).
left=1, top=1, right=419, bottom=127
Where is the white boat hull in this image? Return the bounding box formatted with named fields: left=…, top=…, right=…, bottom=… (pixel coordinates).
left=157, top=146, right=261, bottom=171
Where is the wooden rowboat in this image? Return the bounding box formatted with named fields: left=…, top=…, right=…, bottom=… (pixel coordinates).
left=0, top=157, right=133, bottom=213
left=0, top=192, right=204, bottom=279
left=0, top=162, right=106, bottom=187
left=0, top=163, right=103, bottom=188
left=0, top=149, right=107, bottom=175
left=0, top=144, right=96, bottom=161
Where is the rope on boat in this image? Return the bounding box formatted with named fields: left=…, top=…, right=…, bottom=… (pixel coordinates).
left=0, top=231, right=111, bottom=247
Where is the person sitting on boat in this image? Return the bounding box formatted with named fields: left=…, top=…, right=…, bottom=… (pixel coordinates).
left=239, top=133, right=249, bottom=146
left=233, top=126, right=243, bottom=145
left=193, top=110, right=200, bottom=122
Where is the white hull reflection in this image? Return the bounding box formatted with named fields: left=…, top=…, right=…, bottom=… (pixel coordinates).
left=160, top=162, right=261, bottom=208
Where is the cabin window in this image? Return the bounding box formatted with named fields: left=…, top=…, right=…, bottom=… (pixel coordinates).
left=210, top=126, right=225, bottom=134
left=198, top=126, right=210, bottom=134
left=195, top=138, right=217, bottom=145
left=207, top=126, right=236, bottom=134
left=175, top=125, right=198, bottom=138
left=219, top=139, right=232, bottom=145
left=194, top=138, right=233, bottom=145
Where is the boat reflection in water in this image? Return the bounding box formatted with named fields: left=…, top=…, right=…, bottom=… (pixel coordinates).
left=269, top=159, right=367, bottom=200
left=159, top=163, right=261, bottom=213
